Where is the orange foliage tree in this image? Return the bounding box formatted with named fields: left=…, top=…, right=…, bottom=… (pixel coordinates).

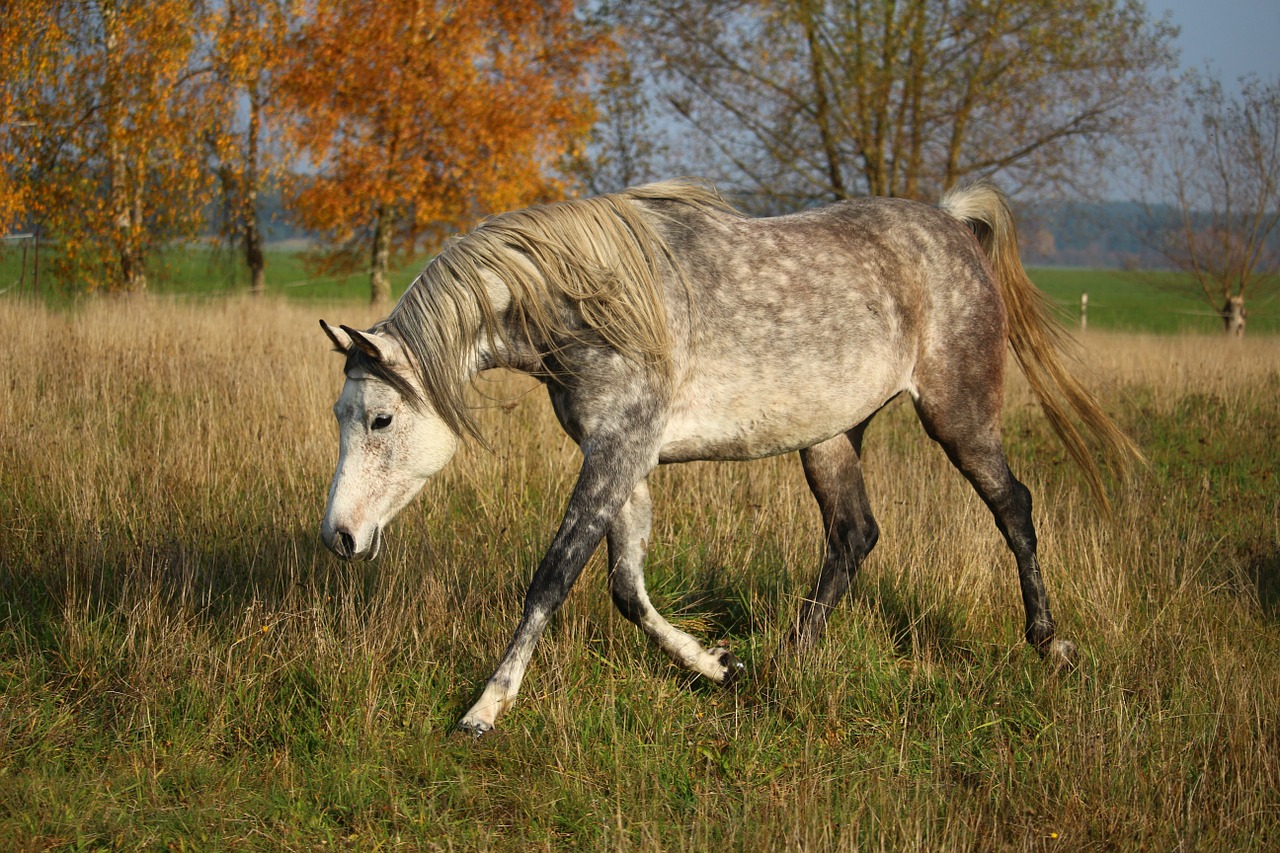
left=281, top=0, right=606, bottom=305
left=3, top=0, right=214, bottom=292
left=0, top=1, right=37, bottom=235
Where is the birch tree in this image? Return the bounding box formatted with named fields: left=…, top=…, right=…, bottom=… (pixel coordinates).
left=281, top=0, right=604, bottom=306
left=204, top=0, right=295, bottom=295
left=3, top=0, right=212, bottom=292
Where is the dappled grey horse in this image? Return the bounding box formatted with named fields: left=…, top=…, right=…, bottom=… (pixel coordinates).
left=319, top=180, right=1139, bottom=736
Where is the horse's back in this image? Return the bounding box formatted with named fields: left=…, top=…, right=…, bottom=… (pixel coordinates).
left=649, top=196, right=1004, bottom=462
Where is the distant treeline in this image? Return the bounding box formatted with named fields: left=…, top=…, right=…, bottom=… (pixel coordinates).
left=1018, top=201, right=1280, bottom=271
left=1017, top=201, right=1160, bottom=269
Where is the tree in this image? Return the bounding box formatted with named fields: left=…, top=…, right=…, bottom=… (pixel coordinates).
left=0, top=1, right=37, bottom=235
left=1141, top=74, right=1280, bottom=336
left=621, top=0, right=1176, bottom=208
left=204, top=0, right=295, bottom=296
left=281, top=0, right=605, bottom=306
left=3, top=0, right=213, bottom=292
left=567, top=40, right=670, bottom=195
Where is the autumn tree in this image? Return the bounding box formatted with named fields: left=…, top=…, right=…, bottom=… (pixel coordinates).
left=620, top=0, right=1176, bottom=207
left=0, top=2, right=37, bottom=236
left=204, top=0, right=296, bottom=295
left=2, top=0, right=214, bottom=292
left=281, top=0, right=605, bottom=306
left=1140, top=74, right=1280, bottom=336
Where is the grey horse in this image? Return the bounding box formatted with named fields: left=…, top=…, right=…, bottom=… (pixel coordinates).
left=318, top=180, right=1140, bottom=736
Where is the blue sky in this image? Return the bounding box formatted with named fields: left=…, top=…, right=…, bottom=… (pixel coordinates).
left=1147, top=0, right=1280, bottom=83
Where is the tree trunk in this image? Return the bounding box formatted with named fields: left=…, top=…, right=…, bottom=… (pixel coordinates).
left=103, top=0, right=147, bottom=293
left=1223, top=295, right=1246, bottom=336
left=369, top=205, right=394, bottom=307
left=800, top=2, right=846, bottom=200
left=243, top=85, right=266, bottom=296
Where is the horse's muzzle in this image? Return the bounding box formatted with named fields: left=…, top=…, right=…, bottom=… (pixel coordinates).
left=323, top=524, right=382, bottom=562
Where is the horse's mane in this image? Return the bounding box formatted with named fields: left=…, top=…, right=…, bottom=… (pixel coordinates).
left=354, top=179, right=738, bottom=441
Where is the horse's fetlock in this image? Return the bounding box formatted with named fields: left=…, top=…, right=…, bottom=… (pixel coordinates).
left=1025, top=619, right=1055, bottom=652
left=715, top=648, right=746, bottom=687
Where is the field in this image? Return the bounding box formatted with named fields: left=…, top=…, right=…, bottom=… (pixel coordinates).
left=0, top=294, right=1278, bottom=850
left=1029, top=267, right=1280, bottom=336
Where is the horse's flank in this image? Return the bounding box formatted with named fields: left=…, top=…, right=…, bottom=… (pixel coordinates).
left=939, top=182, right=1144, bottom=509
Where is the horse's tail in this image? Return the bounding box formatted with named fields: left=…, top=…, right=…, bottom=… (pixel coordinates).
left=939, top=180, right=1143, bottom=510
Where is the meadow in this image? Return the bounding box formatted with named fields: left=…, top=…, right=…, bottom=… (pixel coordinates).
left=0, top=290, right=1277, bottom=850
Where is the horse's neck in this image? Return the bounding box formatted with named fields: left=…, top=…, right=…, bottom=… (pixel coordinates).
left=470, top=268, right=542, bottom=375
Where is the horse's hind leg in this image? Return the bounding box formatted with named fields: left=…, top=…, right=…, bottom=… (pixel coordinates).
left=607, top=479, right=745, bottom=685
left=789, top=426, right=880, bottom=651
left=913, top=391, right=1077, bottom=670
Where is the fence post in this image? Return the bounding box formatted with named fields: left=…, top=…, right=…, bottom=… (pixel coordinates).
left=18, top=236, right=28, bottom=298
left=1080, top=292, right=1088, bottom=332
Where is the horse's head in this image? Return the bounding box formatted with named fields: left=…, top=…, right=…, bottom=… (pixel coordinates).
left=318, top=320, right=459, bottom=561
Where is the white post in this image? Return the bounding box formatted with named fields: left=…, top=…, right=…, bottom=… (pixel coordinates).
left=1080, top=292, right=1088, bottom=333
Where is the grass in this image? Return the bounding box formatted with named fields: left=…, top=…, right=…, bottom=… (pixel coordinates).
left=1, top=295, right=1278, bottom=849
left=0, top=245, right=426, bottom=304
left=1029, top=267, right=1280, bottom=335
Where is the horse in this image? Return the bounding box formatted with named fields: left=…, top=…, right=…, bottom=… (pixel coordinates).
left=318, top=179, right=1140, bottom=737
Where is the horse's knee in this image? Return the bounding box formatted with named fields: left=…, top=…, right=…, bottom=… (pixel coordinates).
left=609, top=571, right=647, bottom=625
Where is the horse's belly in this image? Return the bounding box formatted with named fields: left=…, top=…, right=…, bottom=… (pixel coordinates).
left=656, top=275, right=919, bottom=462
left=658, top=371, right=906, bottom=463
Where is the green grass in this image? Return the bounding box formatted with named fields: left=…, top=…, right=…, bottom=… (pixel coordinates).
left=1030, top=267, right=1280, bottom=334
left=0, top=244, right=427, bottom=304
left=0, top=298, right=1277, bottom=849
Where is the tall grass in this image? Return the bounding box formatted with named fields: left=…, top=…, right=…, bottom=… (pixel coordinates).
left=0, top=296, right=1277, bottom=849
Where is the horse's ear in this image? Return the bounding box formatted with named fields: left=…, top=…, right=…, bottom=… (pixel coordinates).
left=340, top=324, right=395, bottom=363
left=320, top=319, right=353, bottom=353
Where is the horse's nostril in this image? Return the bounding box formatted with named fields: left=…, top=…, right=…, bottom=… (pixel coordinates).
left=336, top=529, right=356, bottom=558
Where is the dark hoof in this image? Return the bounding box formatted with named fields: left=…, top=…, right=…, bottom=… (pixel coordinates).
left=716, top=649, right=746, bottom=687
left=456, top=718, right=494, bottom=739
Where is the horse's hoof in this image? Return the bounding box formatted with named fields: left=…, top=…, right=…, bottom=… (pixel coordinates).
left=456, top=718, right=493, bottom=739
left=716, top=649, right=746, bottom=687
left=1045, top=638, right=1078, bottom=674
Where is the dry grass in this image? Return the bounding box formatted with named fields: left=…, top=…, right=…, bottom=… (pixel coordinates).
left=1, top=296, right=1278, bottom=850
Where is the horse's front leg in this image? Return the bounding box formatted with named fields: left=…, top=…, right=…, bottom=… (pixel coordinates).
left=457, top=440, right=655, bottom=737
left=608, top=479, right=745, bottom=684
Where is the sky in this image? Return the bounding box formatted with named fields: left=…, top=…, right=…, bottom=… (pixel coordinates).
left=1147, top=0, right=1280, bottom=84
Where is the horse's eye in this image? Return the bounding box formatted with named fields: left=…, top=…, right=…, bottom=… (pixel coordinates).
left=372, top=414, right=393, bottom=431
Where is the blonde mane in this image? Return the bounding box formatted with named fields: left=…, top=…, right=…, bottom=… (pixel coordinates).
left=368, top=180, right=737, bottom=440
